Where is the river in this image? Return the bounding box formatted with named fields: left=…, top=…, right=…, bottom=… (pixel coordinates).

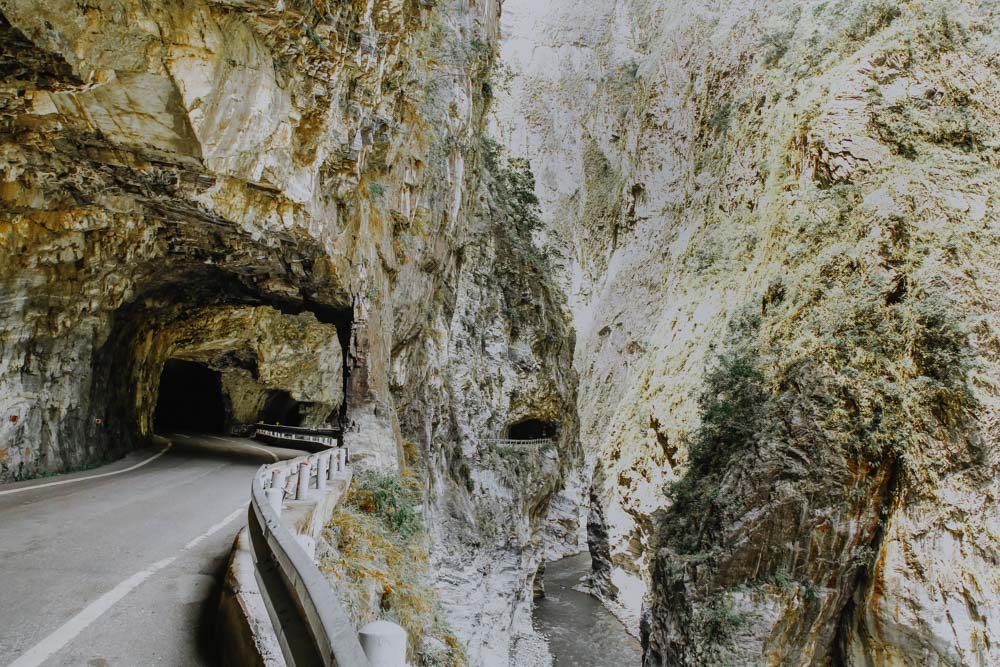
left=533, top=553, right=643, bottom=666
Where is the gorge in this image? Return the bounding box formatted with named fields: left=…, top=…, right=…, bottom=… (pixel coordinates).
left=1, top=0, right=998, bottom=666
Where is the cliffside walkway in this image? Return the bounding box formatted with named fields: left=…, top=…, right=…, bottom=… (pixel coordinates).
left=483, top=437, right=555, bottom=447
left=0, top=433, right=305, bottom=667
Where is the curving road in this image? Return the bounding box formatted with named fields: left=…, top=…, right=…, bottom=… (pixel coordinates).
left=0, top=433, right=305, bottom=667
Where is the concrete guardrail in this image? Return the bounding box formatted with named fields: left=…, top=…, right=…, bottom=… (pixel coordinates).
left=245, top=442, right=407, bottom=666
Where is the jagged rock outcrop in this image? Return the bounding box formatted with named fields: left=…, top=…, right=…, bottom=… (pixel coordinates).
left=494, top=0, right=999, bottom=664
left=390, top=137, right=580, bottom=665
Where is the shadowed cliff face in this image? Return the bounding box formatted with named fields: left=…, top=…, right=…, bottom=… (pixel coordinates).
left=494, top=0, right=1000, bottom=664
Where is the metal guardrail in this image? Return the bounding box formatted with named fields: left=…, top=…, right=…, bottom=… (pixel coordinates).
left=482, top=437, right=555, bottom=447
left=248, top=447, right=370, bottom=667
left=255, top=424, right=341, bottom=450
left=244, top=429, right=409, bottom=667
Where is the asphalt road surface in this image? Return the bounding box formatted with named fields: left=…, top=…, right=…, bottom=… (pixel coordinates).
left=0, top=433, right=304, bottom=667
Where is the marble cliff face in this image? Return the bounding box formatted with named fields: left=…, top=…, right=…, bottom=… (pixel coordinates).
left=494, top=0, right=999, bottom=665
left=0, top=0, right=577, bottom=663
left=2, top=0, right=999, bottom=665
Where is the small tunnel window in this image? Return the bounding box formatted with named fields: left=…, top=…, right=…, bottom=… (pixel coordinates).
left=259, top=390, right=303, bottom=427
left=154, top=359, right=226, bottom=434
left=507, top=419, right=558, bottom=440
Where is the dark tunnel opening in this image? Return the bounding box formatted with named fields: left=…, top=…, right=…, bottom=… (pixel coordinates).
left=507, top=418, right=558, bottom=440
left=259, top=390, right=303, bottom=427
left=154, top=359, right=226, bottom=434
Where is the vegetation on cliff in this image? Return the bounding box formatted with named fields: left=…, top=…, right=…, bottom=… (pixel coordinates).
left=321, top=467, right=468, bottom=667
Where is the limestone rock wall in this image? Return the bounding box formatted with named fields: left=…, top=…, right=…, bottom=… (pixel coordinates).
left=126, top=305, right=344, bottom=434
left=0, top=1, right=581, bottom=664
left=0, top=0, right=490, bottom=476
left=0, top=0, right=429, bottom=476
left=387, top=136, right=580, bottom=664
left=493, top=0, right=1000, bottom=664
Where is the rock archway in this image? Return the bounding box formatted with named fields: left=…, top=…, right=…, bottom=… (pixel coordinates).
left=119, top=302, right=346, bottom=443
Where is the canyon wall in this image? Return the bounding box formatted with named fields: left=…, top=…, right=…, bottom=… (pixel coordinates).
left=0, top=0, right=577, bottom=664
left=5, top=0, right=998, bottom=663
left=494, top=0, right=999, bottom=664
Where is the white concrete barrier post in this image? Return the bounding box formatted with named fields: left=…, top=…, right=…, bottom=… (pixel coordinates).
left=271, top=468, right=286, bottom=491
left=266, top=487, right=283, bottom=515
left=317, top=454, right=328, bottom=491
left=358, top=620, right=407, bottom=667
left=337, top=448, right=346, bottom=472
left=326, top=451, right=336, bottom=482
left=295, top=460, right=310, bottom=501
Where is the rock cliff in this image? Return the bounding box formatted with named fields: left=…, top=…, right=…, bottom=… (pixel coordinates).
left=0, top=0, right=577, bottom=664
left=3, top=0, right=998, bottom=664
left=494, top=0, right=999, bottom=664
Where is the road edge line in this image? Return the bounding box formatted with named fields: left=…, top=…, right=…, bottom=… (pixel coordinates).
left=0, top=442, right=173, bottom=497
left=5, top=504, right=245, bottom=667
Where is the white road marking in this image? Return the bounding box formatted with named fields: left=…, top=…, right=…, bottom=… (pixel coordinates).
left=184, top=506, right=245, bottom=550
left=0, top=443, right=172, bottom=497
left=5, top=505, right=246, bottom=667
left=5, top=558, right=175, bottom=667
left=204, top=435, right=279, bottom=462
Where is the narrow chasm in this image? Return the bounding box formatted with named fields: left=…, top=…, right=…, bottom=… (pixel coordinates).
left=533, top=553, right=642, bottom=667
left=5, top=0, right=998, bottom=666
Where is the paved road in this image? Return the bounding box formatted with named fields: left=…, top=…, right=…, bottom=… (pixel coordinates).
left=0, top=433, right=305, bottom=667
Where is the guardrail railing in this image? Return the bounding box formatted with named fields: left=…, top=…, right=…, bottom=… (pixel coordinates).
left=482, top=437, right=555, bottom=447
left=254, top=423, right=342, bottom=450
left=247, top=440, right=407, bottom=666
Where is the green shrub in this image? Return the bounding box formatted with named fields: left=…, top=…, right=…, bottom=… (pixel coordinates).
left=323, top=467, right=468, bottom=667
left=696, top=595, right=748, bottom=663
left=495, top=445, right=532, bottom=476
left=661, top=310, right=767, bottom=553
left=912, top=290, right=975, bottom=388
left=350, top=468, right=422, bottom=538
left=844, top=1, right=901, bottom=42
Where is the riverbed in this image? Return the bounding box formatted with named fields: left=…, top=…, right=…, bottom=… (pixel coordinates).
left=533, top=553, right=643, bottom=666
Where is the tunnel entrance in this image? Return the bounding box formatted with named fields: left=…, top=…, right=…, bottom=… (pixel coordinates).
left=507, top=418, right=558, bottom=440
left=154, top=359, right=226, bottom=434
left=259, top=390, right=304, bottom=427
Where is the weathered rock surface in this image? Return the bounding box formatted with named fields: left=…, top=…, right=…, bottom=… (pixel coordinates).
left=6, top=0, right=997, bottom=664
left=494, top=0, right=1000, bottom=664
left=0, top=0, right=578, bottom=664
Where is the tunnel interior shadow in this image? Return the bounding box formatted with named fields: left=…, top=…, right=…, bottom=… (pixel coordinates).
left=507, top=418, right=558, bottom=440
left=259, top=390, right=303, bottom=427
left=154, top=359, right=226, bottom=435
